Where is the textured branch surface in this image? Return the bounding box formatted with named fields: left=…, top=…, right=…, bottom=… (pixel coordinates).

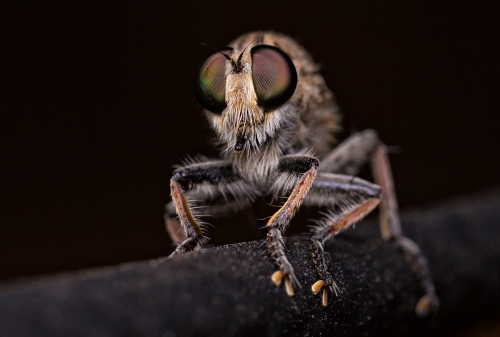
left=1, top=188, right=499, bottom=337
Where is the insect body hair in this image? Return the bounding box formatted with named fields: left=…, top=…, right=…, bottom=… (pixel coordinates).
left=202, top=31, right=341, bottom=180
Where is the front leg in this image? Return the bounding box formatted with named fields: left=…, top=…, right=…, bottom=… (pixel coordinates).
left=267, top=155, right=319, bottom=296
left=169, top=172, right=206, bottom=255
left=167, top=158, right=256, bottom=256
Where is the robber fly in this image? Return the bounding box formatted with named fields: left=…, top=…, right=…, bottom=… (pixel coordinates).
left=165, top=31, right=438, bottom=315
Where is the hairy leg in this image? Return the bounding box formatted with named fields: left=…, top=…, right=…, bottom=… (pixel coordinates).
left=267, top=154, right=320, bottom=296
left=313, top=130, right=438, bottom=314
left=166, top=158, right=258, bottom=256
left=305, top=173, right=381, bottom=306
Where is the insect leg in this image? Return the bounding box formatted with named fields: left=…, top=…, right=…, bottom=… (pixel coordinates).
left=318, top=129, right=380, bottom=176
left=372, top=145, right=439, bottom=316
left=165, top=194, right=256, bottom=246
left=167, top=158, right=256, bottom=256
left=267, top=155, right=320, bottom=296
left=305, top=173, right=381, bottom=306
left=320, top=129, right=401, bottom=238
left=318, top=130, right=438, bottom=314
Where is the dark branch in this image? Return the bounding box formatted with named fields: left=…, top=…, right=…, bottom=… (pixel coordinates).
left=1, top=188, right=499, bottom=336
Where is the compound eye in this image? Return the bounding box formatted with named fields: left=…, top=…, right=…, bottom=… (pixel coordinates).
left=194, top=48, right=232, bottom=113
left=251, top=45, right=297, bottom=112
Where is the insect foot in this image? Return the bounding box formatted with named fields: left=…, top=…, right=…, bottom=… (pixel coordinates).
left=415, top=294, right=440, bottom=317
left=168, top=236, right=204, bottom=257
left=394, top=236, right=440, bottom=317
left=267, top=228, right=301, bottom=296
left=311, top=280, right=339, bottom=307
left=310, top=232, right=339, bottom=306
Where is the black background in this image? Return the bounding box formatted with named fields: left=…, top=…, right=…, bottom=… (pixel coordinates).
left=1, top=1, right=499, bottom=281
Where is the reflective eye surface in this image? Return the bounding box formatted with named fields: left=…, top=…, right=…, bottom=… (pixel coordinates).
left=251, top=45, right=297, bottom=112
left=194, top=48, right=232, bottom=113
